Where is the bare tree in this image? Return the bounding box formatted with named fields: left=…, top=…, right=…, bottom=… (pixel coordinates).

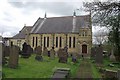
left=94, top=29, right=108, bottom=45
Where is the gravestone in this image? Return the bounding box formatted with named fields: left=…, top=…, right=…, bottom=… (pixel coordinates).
left=91, top=47, right=96, bottom=59
left=105, top=69, right=117, bottom=79
left=58, top=48, right=68, bottom=63
left=117, top=69, right=120, bottom=80
left=43, top=47, right=48, bottom=56
left=110, top=50, right=116, bottom=62
left=64, top=46, right=68, bottom=57
left=50, top=47, right=55, bottom=59
left=52, top=68, right=70, bottom=78
left=2, top=43, right=8, bottom=65
left=71, top=53, right=77, bottom=63
left=57, top=48, right=63, bottom=62
left=4, top=46, right=10, bottom=57
left=35, top=46, right=43, bottom=61
left=26, top=45, right=33, bottom=55
left=21, top=42, right=31, bottom=58
left=95, top=45, right=103, bottom=64
left=8, top=45, right=20, bottom=68
left=35, top=46, right=42, bottom=55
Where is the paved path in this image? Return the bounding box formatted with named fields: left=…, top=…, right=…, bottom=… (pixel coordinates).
left=76, top=59, right=93, bottom=78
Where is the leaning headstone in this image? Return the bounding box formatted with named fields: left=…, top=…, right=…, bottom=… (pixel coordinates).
left=43, top=47, right=48, bottom=56
left=110, top=49, right=116, bottom=62
left=8, top=45, right=20, bottom=68
left=95, top=45, right=103, bottom=64
left=50, top=47, right=55, bottom=59
left=117, top=69, right=120, bottom=80
left=91, top=47, right=96, bottom=59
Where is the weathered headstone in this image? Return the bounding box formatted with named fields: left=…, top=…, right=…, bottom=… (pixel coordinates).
left=34, top=46, right=42, bottom=55
left=57, top=48, right=63, bottom=62
left=8, top=45, right=20, bottom=68
left=26, top=45, right=33, bottom=55
left=4, top=46, right=10, bottom=57
left=58, top=48, right=68, bottom=63
left=2, top=43, right=8, bottom=65
left=34, top=46, right=43, bottom=61
left=110, top=49, right=116, bottom=62
left=64, top=46, right=68, bottom=57
left=52, top=68, right=70, bottom=78
left=91, top=47, right=96, bottom=59
left=21, top=42, right=31, bottom=58
left=50, top=47, right=55, bottom=59
left=95, top=45, right=103, bottom=64
left=43, top=47, right=48, bottom=56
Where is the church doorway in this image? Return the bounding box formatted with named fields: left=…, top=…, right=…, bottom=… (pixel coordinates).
left=82, top=44, right=87, bottom=54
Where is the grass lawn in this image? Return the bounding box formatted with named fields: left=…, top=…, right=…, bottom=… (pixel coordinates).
left=102, top=57, right=120, bottom=71
left=3, top=54, right=80, bottom=78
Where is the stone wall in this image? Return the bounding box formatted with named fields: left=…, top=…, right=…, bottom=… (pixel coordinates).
left=29, top=32, right=92, bottom=54
left=9, top=39, right=25, bottom=50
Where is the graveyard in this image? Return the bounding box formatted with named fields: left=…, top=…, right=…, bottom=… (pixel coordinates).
left=2, top=51, right=120, bottom=79
left=3, top=54, right=81, bottom=78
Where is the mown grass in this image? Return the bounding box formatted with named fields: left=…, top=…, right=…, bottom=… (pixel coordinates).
left=3, top=54, right=80, bottom=78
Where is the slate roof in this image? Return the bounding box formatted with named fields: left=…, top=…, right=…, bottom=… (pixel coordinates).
left=31, top=15, right=91, bottom=34
left=12, top=26, right=32, bottom=39
left=12, top=15, right=91, bottom=39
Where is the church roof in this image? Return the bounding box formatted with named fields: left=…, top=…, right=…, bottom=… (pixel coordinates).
left=12, top=26, right=32, bottom=39
left=31, top=15, right=91, bottom=34
left=12, top=15, right=91, bottom=39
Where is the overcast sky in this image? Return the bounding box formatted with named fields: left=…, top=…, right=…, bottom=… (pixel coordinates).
left=0, top=0, right=100, bottom=37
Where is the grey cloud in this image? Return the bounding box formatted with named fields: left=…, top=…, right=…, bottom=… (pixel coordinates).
left=0, top=24, right=21, bottom=37
left=2, top=12, right=16, bottom=22
left=9, top=2, right=76, bottom=16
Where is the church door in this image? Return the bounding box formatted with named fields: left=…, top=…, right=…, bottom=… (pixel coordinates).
left=82, top=44, right=87, bottom=54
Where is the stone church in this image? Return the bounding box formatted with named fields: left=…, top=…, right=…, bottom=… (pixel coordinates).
left=10, top=12, right=92, bottom=55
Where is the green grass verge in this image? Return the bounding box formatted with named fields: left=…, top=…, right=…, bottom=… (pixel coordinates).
left=3, top=54, right=80, bottom=78
left=103, top=58, right=120, bottom=71
left=91, top=62, right=102, bottom=78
